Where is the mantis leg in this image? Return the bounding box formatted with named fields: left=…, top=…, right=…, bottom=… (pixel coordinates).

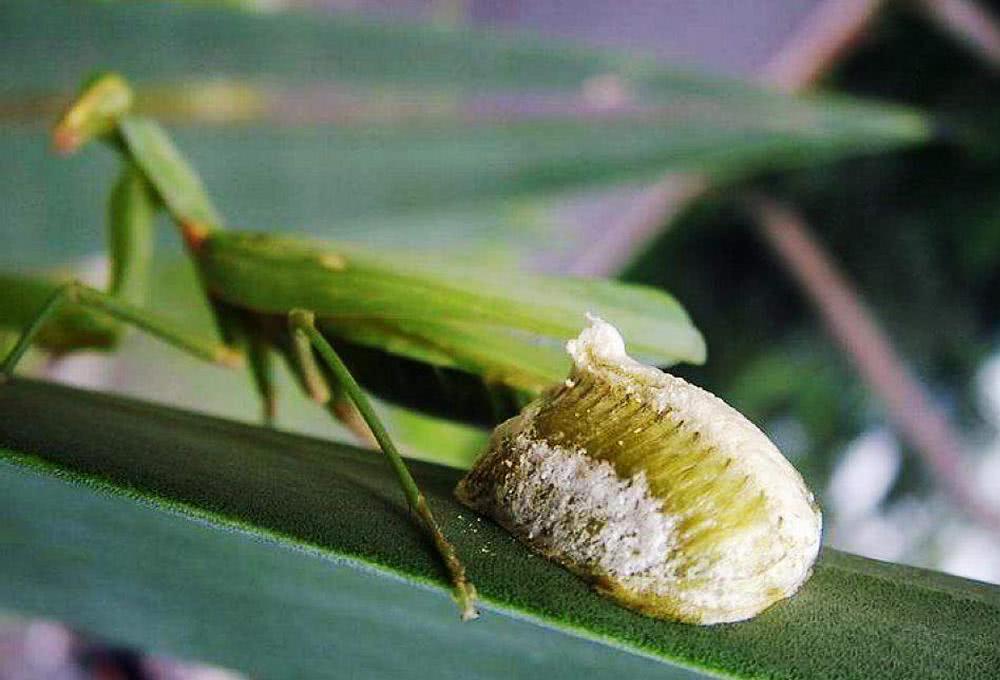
left=1, top=282, right=242, bottom=379
left=0, top=274, right=119, bottom=354
left=55, top=73, right=223, bottom=243
left=290, top=321, right=332, bottom=404
left=0, top=160, right=158, bottom=357
left=115, top=117, right=223, bottom=237
left=287, top=309, right=478, bottom=621
left=328, top=387, right=379, bottom=448
left=246, top=334, right=277, bottom=426
left=208, top=300, right=279, bottom=427
left=107, top=162, right=155, bottom=308
left=286, top=324, right=376, bottom=446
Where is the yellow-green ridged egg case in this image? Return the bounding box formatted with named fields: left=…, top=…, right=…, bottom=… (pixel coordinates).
left=456, top=315, right=821, bottom=625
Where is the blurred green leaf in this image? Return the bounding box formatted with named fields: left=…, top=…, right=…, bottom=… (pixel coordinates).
left=0, top=0, right=928, bottom=112
left=392, top=408, right=487, bottom=469
left=1, top=0, right=930, bottom=271
left=0, top=126, right=582, bottom=272
left=0, top=110, right=926, bottom=270
left=2, top=379, right=998, bottom=680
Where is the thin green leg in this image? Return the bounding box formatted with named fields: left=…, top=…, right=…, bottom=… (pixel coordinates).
left=290, top=323, right=331, bottom=404
left=288, top=309, right=478, bottom=621
left=247, top=334, right=277, bottom=426
left=287, top=325, right=375, bottom=445
left=1, top=282, right=242, bottom=380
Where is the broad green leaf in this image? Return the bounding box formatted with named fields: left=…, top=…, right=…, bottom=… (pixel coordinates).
left=1, top=379, right=997, bottom=679
left=1, top=1, right=929, bottom=272
left=0, top=128, right=572, bottom=272
left=1, top=0, right=928, bottom=158
left=0, top=0, right=923, bottom=112
left=3, top=2, right=929, bottom=189
left=101, top=101, right=924, bottom=229
left=0, top=0, right=660, bottom=92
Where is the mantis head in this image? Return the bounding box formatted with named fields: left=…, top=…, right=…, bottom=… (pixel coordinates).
left=52, top=72, right=133, bottom=155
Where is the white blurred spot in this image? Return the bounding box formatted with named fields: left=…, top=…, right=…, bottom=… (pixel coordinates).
left=581, top=74, right=632, bottom=110
left=976, top=351, right=1000, bottom=426
left=827, top=428, right=901, bottom=521
left=826, top=496, right=935, bottom=564
left=46, top=352, right=114, bottom=391
left=833, top=514, right=908, bottom=562
left=938, top=525, right=1000, bottom=583
left=23, top=621, right=73, bottom=674
left=974, top=441, right=1000, bottom=513
left=74, top=253, right=110, bottom=288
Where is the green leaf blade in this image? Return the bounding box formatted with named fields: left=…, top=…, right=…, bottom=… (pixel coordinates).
left=1, top=1, right=932, bottom=276
left=0, top=454, right=705, bottom=680
left=2, top=379, right=997, bottom=680
left=3, top=1, right=929, bottom=163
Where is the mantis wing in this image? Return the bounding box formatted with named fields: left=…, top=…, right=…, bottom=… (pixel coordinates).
left=199, top=232, right=705, bottom=426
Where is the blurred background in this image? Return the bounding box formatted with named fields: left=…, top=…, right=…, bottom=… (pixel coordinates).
left=1, top=0, right=999, bottom=677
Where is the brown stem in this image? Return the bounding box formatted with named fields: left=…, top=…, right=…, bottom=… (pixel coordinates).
left=748, top=196, right=1000, bottom=530
left=759, top=0, right=886, bottom=92
left=917, top=0, right=1000, bottom=69
left=567, top=0, right=883, bottom=277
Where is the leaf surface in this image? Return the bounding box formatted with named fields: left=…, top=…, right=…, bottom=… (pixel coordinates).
left=1, top=379, right=997, bottom=680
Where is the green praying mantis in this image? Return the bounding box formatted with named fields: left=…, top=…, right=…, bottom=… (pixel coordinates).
left=0, top=73, right=705, bottom=620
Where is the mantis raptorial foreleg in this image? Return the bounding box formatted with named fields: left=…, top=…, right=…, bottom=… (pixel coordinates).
left=288, top=309, right=478, bottom=620
left=107, top=163, right=156, bottom=308
left=49, top=74, right=376, bottom=439
left=0, top=281, right=243, bottom=380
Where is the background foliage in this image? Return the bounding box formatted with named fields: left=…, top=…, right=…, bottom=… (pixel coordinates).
left=2, top=1, right=999, bottom=678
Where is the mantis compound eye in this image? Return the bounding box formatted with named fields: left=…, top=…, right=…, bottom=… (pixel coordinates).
left=456, top=315, right=821, bottom=625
